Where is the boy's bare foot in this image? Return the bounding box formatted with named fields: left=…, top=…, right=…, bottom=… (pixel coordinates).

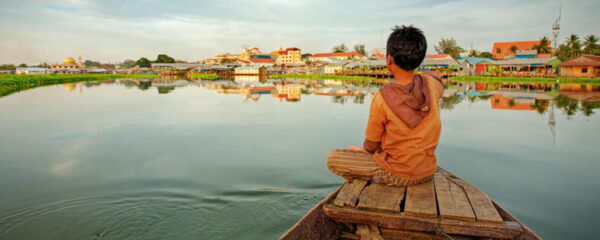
left=348, top=145, right=366, bottom=152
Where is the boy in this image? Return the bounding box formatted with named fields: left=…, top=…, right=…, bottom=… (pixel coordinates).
left=327, top=25, right=444, bottom=186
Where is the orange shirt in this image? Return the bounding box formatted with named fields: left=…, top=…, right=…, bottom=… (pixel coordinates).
left=365, top=75, right=443, bottom=180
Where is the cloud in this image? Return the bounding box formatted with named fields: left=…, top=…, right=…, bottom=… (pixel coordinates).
left=0, top=0, right=598, bottom=64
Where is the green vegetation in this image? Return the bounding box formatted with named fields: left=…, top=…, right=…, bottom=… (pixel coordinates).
left=450, top=76, right=600, bottom=85
left=532, top=36, right=552, bottom=54
left=270, top=74, right=374, bottom=81
left=135, top=57, right=152, bottom=68
left=332, top=43, right=348, bottom=53
left=189, top=73, right=220, bottom=80
left=155, top=54, right=175, bottom=63
left=434, top=37, right=464, bottom=58
left=354, top=44, right=366, bottom=56
left=0, top=74, right=156, bottom=97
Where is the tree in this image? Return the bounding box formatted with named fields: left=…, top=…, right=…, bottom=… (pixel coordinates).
left=155, top=54, right=175, bottom=63
left=18, top=63, right=27, bottom=67
left=84, top=60, right=102, bottom=67
left=467, top=49, right=480, bottom=57
left=135, top=57, right=151, bottom=68
left=509, top=45, right=519, bottom=54
left=554, top=44, right=571, bottom=61
left=532, top=36, right=552, bottom=54
left=434, top=38, right=464, bottom=58
left=353, top=44, right=366, bottom=56
left=0, top=64, right=16, bottom=70
left=332, top=43, right=348, bottom=53
left=583, top=34, right=599, bottom=55
left=479, top=52, right=493, bottom=59
left=566, top=34, right=582, bottom=56
left=301, top=53, right=312, bottom=60
left=120, top=59, right=136, bottom=68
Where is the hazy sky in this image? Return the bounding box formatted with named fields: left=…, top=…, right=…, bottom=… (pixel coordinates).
left=1, top=0, right=598, bottom=65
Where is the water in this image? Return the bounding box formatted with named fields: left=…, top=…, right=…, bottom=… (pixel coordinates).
left=0, top=78, right=599, bottom=239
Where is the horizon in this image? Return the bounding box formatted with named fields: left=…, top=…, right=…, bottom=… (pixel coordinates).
left=1, top=0, right=599, bottom=65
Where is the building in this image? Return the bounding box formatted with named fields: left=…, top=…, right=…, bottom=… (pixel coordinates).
left=559, top=55, right=600, bottom=78
left=309, top=52, right=364, bottom=61
left=15, top=67, right=50, bottom=74
left=456, top=56, right=493, bottom=76
left=271, top=47, right=302, bottom=64
left=214, top=53, right=240, bottom=62
left=234, top=66, right=267, bottom=76
left=370, top=48, right=386, bottom=59
left=51, top=56, right=83, bottom=70
left=249, top=58, right=276, bottom=67
left=239, top=47, right=262, bottom=60
left=491, top=41, right=547, bottom=60
left=420, top=54, right=460, bottom=71
left=324, top=61, right=350, bottom=74
left=481, top=57, right=562, bottom=76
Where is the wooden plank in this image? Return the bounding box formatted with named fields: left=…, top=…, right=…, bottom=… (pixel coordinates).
left=333, top=179, right=368, bottom=207
left=323, top=204, right=523, bottom=239
left=357, top=184, right=405, bottom=212
left=434, top=173, right=476, bottom=221
left=380, top=228, right=476, bottom=240
left=279, top=186, right=341, bottom=240
left=404, top=180, right=437, bottom=218
left=436, top=169, right=503, bottom=224
left=493, top=201, right=542, bottom=240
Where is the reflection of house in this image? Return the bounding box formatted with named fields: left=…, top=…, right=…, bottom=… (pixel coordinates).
left=309, top=52, right=364, bottom=61
left=273, top=84, right=303, bottom=102
left=491, top=41, right=545, bottom=60
left=488, top=91, right=552, bottom=111
left=559, top=55, right=600, bottom=78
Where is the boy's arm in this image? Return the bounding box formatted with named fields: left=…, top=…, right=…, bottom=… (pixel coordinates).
left=363, top=92, right=386, bottom=153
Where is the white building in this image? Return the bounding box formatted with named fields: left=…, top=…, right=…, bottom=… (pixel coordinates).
left=15, top=67, right=50, bottom=74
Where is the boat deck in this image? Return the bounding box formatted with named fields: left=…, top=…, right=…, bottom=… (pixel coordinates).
left=322, top=168, right=536, bottom=239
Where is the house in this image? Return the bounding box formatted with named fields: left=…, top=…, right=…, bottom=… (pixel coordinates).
left=559, top=55, right=600, bottom=78
left=456, top=56, right=493, bottom=76
left=481, top=57, right=561, bottom=76
left=249, top=58, right=275, bottom=67
left=420, top=55, right=460, bottom=72
left=324, top=61, right=350, bottom=74
left=309, top=52, right=364, bottom=61
left=491, top=41, right=547, bottom=60
left=15, top=67, right=50, bottom=74
left=234, top=66, right=266, bottom=76
left=271, top=47, right=302, bottom=64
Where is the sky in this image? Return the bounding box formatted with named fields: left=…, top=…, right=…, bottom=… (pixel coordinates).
left=0, top=0, right=599, bottom=65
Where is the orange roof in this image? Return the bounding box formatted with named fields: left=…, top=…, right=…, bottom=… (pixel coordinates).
left=371, top=53, right=385, bottom=59
left=492, top=41, right=547, bottom=59
left=310, top=52, right=364, bottom=58
left=426, top=54, right=452, bottom=59
left=271, top=47, right=299, bottom=55
left=560, top=55, right=600, bottom=67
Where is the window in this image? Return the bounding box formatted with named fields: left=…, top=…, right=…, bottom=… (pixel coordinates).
left=582, top=68, right=588, bottom=73
left=496, top=48, right=501, bottom=54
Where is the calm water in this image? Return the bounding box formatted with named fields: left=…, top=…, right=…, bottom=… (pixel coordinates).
left=0, top=77, right=599, bottom=239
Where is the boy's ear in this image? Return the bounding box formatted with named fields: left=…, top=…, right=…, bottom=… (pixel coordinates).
left=386, top=55, right=394, bottom=68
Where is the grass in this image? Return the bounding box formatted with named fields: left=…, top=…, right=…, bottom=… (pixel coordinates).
left=450, top=76, right=600, bottom=85
left=0, top=73, right=157, bottom=97
left=189, top=73, right=220, bottom=80
left=269, top=74, right=375, bottom=81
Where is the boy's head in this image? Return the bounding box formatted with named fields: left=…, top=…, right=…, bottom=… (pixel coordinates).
left=386, top=25, right=427, bottom=71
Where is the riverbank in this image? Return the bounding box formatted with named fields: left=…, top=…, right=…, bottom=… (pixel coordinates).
left=189, top=73, right=220, bottom=80
left=0, top=74, right=156, bottom=97
left=450, top=76, right=600, bottom=85
left=269, top=74, right=374, bottom=81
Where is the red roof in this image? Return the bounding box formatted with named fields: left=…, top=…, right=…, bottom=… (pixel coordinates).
left=249, top=58, right=275, bottom=64
left=560, top=55, right=600, bottom=67
left=371, top=53, right=385, bottom=59
left=310, top=52, right=364, bottom=58
left=426, top=54, right=451, bottom=59
left=492, top=41, right=548, bottom=59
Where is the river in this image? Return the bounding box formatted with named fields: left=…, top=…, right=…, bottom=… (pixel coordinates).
left=0, top=77, right=599, bottom=239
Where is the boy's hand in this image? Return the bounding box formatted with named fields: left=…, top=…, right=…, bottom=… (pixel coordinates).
left=348, top=145, right=366, bottom=152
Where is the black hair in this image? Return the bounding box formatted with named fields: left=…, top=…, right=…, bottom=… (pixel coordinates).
left=386, top=25, right=427, bottom=71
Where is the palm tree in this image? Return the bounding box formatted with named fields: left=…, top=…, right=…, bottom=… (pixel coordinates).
left=510, top=45, right=519, bottom=55
left=566, top=34, right=582, bottom=56
left=434, top=38, right=464, bottom=58
left=332, top=44, right=348, bottom=53
left=583, top=34, right=599, bottom=55
left=532, top=36, right=552, bottom=54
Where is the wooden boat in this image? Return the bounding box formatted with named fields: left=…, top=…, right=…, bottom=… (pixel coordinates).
left=280, top=167, right=541, bottom=240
